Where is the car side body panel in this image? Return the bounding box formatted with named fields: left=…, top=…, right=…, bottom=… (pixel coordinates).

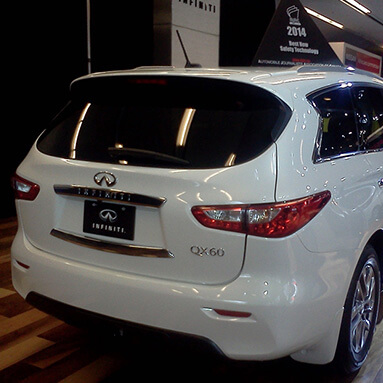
left=11, top=66, right=383, bottom=366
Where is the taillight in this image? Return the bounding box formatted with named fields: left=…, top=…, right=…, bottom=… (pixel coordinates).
left=11, top=174, right=40, bottom=201
left=191, top=191, right=331, bottom=238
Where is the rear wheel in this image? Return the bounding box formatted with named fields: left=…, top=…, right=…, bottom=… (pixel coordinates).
left=334, top=245, right=381, bottom=374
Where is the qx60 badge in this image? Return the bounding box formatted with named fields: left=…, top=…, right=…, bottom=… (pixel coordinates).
left=94, top=171, right=117, bottom=187
left=190, top=246, right=225, bottom=257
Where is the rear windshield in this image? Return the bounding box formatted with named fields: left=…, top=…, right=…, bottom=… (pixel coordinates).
left=37, top=76, right=291, bottom=169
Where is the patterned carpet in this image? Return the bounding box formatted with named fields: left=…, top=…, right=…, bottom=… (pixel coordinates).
left=0, top=217, right=382, bottom=382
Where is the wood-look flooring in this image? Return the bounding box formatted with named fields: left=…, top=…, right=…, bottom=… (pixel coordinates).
left=1, top=216, right=382, bottom=382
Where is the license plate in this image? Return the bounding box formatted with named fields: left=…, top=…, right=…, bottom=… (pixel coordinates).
left=83, top=200, right=135, bottom=240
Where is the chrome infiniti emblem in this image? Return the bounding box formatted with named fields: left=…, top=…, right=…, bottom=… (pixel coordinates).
left=94, top=171, right=117, bottom=187
left=99, top=209, right=118, bottom=223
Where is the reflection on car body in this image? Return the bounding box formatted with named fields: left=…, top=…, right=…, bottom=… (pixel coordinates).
left=11, top=65, right=383, bottom=374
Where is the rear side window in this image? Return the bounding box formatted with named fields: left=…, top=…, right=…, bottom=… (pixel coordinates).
left=309, top=84, right=383, bottom=162
left=309, top=86, right=358, bottom=161
left=37, top=76, right=291, bottom=169
left=351, top=87, right=383, bottom=151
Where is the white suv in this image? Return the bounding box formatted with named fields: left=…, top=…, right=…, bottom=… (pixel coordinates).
left=11, top=65, right=383, bottom=373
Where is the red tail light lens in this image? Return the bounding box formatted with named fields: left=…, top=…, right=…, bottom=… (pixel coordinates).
left=191, top=205, right=246, bottom=234
left=191, top=191, right=331, bottom=238
left=11, top=174, right=40, bottom=201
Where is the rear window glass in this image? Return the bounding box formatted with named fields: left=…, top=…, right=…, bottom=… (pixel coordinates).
left=37, top=76, right=291, bottom=169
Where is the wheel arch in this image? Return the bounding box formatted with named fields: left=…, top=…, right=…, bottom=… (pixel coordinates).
left=367, top=229, right=383, bottom=291
left=367, top=229, right=383, bottom=323
left=291, top=234, right=383, bottom=366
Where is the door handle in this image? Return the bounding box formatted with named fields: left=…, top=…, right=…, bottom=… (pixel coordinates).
left=379, top=179, right=383, bottom=187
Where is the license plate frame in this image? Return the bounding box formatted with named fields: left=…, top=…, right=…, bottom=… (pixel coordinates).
left=83, top=200, right=135, bottom=240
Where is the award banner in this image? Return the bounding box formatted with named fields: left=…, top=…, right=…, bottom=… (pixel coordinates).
left=252, top=0, right=342, bottom=67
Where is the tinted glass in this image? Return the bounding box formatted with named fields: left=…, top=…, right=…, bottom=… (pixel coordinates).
left=351, top=87, right=383, bottom=151
left=310, top=86, right=358, bottom=160
left=38, top=76, right=291, bottom=169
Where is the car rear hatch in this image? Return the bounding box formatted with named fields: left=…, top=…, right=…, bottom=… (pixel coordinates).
left=17, top=73, right=291, bottom=285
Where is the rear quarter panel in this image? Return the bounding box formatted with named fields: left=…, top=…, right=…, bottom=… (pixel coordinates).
left=275, top=79, right=383, bottom=257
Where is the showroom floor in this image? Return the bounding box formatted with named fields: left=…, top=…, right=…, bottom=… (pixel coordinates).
left=1, top=217, right=382, bottom=382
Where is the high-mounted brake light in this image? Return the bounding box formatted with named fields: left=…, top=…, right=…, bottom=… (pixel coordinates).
left=191, top=191, right=331, bottom=238
left=11, top=174, right=40, bottom=201
left=127, top=78, right=167, bottom=86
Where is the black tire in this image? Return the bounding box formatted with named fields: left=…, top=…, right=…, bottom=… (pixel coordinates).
left=334, top=245, right=381, bottom=375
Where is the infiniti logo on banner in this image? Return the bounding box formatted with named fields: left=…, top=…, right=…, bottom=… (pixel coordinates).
left=94, top=171, right=117, bottom=187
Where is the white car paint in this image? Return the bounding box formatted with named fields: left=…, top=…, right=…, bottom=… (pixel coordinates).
left=11, top=65, right=383, bottom=366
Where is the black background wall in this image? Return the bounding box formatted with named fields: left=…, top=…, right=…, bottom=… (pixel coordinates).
left=2, top=0, right=154, bottom=218
left=3, top=2, right=86, bottom=218
left=2, top=0, right=273, bottom=218
left=90, top=0, right=153, bottom=73
left=220, top=0, right=275, bottom=66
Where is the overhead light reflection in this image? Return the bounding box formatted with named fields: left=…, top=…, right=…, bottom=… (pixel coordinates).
left=225, top=153, right=236, bottom=167
left=70, top=103, right=91, bottom=159
left=339, top=0, right=371, bottom=14
left=304, top=7, right=344, bottom=29
left=176, top=108, right=196, bottom=147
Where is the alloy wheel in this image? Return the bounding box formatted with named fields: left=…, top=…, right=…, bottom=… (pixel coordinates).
left=350, top=261, right=377, bottom=357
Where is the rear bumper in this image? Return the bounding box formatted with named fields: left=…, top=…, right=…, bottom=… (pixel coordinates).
left=11, top=228, right=347, bottom=363
left=26, top=291, right=222, bottom=356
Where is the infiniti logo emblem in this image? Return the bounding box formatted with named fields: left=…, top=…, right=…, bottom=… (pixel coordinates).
left=94, top=171, right=117, bottom=187
left=99, top=209, right=118, bottom=223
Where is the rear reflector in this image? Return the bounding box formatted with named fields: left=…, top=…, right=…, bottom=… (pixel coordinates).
left=16, top=260, right=30, bottom=270
left=11, top=174, right=40, bottom=201
left=192, top=191, right=331, bottom=238
left=213, top=309, right=252, bottom=318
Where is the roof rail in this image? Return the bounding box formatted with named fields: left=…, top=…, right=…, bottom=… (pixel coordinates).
left=297, top=64, right=348, bottom=73
left=297, top=64, right=382, bottom=80
left=131, top=66, right=176, bottom=71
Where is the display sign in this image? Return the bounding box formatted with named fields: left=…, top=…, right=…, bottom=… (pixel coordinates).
left=346, top=48, right=381, bottom=75
left=330, top=42, right=382, bottom=75
left=252, top=0, right=342, bottom=67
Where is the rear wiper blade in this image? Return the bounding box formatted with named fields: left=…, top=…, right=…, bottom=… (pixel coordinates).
left=108, top=147, right=190, bottom=165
